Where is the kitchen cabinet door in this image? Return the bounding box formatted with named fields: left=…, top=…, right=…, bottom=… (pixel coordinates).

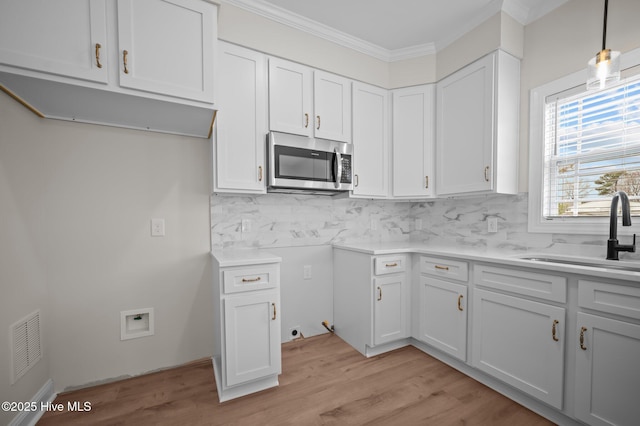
left=392, top=85, right=435, bottom=198
left=224, top=290, right=281, bottom=387
left=436, top=50, right=519, bottom=196
left=419, top=277, right=467, bottom=361
left=214, top=42, right=267, bottom=194
left=472, top=289, right=565, bottom=409
left=268, top=58, right=313, bottom=137
left=374, top=275, right=409, bottom=345
left=117, top=0, right=215, bottom=103
left=0, top=0, right=108, bottom=83
left=352, top=82, right=389, bottom=198
left=574, top=313, right=640, bottom=426
left=313, top=70, right=351, bottom=142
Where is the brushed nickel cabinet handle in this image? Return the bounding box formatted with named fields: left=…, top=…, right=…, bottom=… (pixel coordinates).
left=484, top=166, right=490, bottom=182
left=272, top=303, right=276, bottom=320
left=552, top=320, right=559, bottom=342
left=457, top=294, right=464, bottom=311
left=354, top=174, right=359, bottom=187
left=241, top=277, right=261, bottom=283
left=258, top=166, right=263, bottom=182
left=123, top=50, right=129, bottom=74
left=316, top=115, right=321, bottom=130
left=377, top=287, right=382, bottom=301
left=385, top=262, right=398, bottom=267
left=425, top=176, right=429, bottom=189
left=435, top=265, right=449, bottom=271
left=304, top=113, right=309, bottom=128
left=579, top=326, right=587, bottom=350
left=95, top=43, right=102, bottom=68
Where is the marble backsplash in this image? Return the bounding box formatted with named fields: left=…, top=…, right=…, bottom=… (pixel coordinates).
left=211, top=193, right=413, bottom=250
left=211, top=192, right=640, bottom=260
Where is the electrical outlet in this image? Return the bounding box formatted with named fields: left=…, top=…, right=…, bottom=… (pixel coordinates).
left=488, top=217, right=498, bottom=233
left=151, top=218, right=165, bottom=237
left=241, top=219, right=251, bottom=233
left=303, top=265, right=312, bottom=280
left=289, top=326, right=301, bottom=340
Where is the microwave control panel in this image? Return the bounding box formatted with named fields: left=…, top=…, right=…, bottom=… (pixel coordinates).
left=341, top=156, right=352, bottom=183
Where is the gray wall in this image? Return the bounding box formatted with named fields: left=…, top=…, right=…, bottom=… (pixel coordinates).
left=0, top=92, right=214, bottom=424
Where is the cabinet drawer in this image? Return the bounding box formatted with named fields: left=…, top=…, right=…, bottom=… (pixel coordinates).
left=475, top=264, right=566, bottom=303
left=223, top=265, right=279, bottom=294
left=374, top=255, right=406, bottom=275
left=579, top=280, right=640, bottom=320
left=420, top=256, right=468, bottom=282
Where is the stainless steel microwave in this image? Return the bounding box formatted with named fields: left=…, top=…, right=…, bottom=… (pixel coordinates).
left=267, top=131, right=353, bottom=195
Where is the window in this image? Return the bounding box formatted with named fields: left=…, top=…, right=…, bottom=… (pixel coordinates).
left=544, top=76, right=640, bottom=218
left=529, top=47, right=640, bottom=234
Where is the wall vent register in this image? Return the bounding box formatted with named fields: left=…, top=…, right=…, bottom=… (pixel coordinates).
left=10, top=309, right=42, bottom=384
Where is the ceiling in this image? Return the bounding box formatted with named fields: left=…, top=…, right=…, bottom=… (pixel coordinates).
left=223, top=0, right=569, bottom=61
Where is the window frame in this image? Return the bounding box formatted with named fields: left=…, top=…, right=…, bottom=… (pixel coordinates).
left=528, top=47, right=640, bottom=235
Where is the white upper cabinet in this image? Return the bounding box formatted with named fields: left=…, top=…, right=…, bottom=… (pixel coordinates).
left=0, top=0, right=217, bottom=137
left=268, top=57, right=351, bottom=142
left=436, top=50, right=519, bottom=196
left=117, top=0, right=215, bottom=103
left=392, top=85, right=435, bottom=198
left=0, top=0, right=108, bottom=84
left=214, top=42, right=267, bottom=194
left=268, top=58, right=313, bottom=137
left=313, top=70, right=352, bottom=142
left=352, top=82, right=390, bottom=198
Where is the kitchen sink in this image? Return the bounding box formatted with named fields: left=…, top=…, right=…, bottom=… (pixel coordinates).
left=518, top=255, right=640, bottom=273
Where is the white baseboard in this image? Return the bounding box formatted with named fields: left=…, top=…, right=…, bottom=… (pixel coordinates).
left=8, top=379, right=56, bottom=426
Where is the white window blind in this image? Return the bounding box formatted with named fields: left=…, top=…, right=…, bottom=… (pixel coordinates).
left=543, top=75, right=640, bottom=218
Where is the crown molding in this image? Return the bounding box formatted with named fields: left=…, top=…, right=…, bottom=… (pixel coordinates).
left=219, top=0, right=398, bottom=61
left=434, top=0, right=504, bottom=52
left=503, top=0, right=570, bottom=25
left=389, top=43, right=437, bottom=62
left=220, top=0, right=438, bottom=61
left=220, top=0, right=567, bottom=62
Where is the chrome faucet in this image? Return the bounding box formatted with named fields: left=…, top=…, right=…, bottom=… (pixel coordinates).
left=606, top=191, right=636, bottom=260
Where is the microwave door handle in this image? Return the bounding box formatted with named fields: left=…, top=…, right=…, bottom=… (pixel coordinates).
left=333, top=149, right=342, bottom=189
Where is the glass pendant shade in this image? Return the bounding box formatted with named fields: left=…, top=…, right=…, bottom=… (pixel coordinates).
left=587, top=48, right=621, bottom=90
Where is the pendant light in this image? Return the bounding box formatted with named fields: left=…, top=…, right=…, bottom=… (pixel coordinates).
left=587, top=0, right=621, bottom=90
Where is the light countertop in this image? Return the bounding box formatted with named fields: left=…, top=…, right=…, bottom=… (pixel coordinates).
left=333, top=242, right=640, bottom=284
left=211, top=249, right=282, bottom=268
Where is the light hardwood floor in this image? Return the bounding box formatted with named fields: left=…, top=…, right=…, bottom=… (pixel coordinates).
left=38, top=334, right=553, bottom=425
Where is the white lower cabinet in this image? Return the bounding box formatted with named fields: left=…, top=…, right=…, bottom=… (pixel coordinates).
left=212, top=257, right=281, bottom=402
left=574, top=279, right=640, bottom=426
left=333, top=249, right=409, bottom=357
left=333, top=248, right=640, bottom=424
left=224, top=291, right=281, bottom=387
left=374, top=275, right=408, bottom=345
left=419, top=277, right=467, bottom=361
left=418, top=256, right=468, bottom=361
left=472, top=288, right=565, bottom=409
